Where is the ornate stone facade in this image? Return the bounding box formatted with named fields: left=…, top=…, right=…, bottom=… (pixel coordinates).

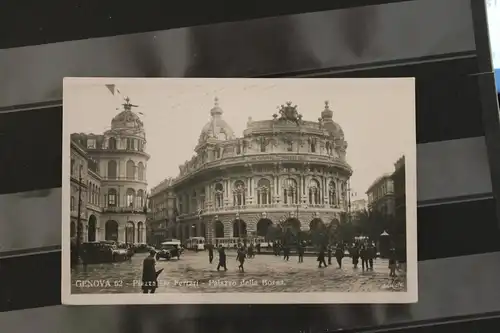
left=150, top=99, right=352, bottom=243
left=70, top=98, right=149, bottom=244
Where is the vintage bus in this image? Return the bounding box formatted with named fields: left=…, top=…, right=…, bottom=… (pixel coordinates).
left=186, top=237, right=205, bottom=251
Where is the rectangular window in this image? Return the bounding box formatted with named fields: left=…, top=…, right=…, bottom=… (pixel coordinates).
left=108, top=194, right=116, bottom=206
left=87, top=139, right=96, bottom=149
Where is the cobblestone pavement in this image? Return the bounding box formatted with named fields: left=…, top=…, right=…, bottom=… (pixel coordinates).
left=71, top=251, right=406, bottom=294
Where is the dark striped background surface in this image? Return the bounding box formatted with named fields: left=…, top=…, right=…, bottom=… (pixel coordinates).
left=1, top=0, right=500, bottom=332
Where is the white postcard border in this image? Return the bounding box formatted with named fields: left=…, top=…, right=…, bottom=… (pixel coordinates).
left=61, top=77, right=418, bottom=305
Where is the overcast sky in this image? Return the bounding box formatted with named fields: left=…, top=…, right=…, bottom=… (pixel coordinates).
left=64, top=78, right=415, bottom=200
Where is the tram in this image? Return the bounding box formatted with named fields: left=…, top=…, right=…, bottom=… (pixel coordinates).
left=213, top=236, right=271, bottom=249
left=186, top=237, right=206, bottom=251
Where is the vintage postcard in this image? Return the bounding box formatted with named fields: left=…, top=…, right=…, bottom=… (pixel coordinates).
left=61, top=77, right=417, bottom=304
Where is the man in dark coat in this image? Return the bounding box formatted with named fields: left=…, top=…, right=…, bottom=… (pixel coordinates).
left=142, top=250, right=161, bottom=294
left=327, top=244, right=333, bottom=265
left=317, top=245, right=328, bottom=268
left=334, top=244, right=344, bottom=268
left=360, top=245, right=368, bottom=271
left=207, top=243, right=214, bottom=264
left=297, top=241, right=305, bottom=263
left=367, top=243, right=376, bottom=270
left=217, top=245, right=228, bottom=271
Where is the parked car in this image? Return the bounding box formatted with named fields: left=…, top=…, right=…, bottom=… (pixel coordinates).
left=156, top=240, right=183, bottom=261
left=133, top=243, right=152, bottom=253
left=80, top=242, right=129, bottom=264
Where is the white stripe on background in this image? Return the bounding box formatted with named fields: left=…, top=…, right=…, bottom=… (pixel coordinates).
left=0, top=0, right=475, bottom=108
left=1, top=252, right=500, bottom=331
left=0, top=136, right=493, bottom=257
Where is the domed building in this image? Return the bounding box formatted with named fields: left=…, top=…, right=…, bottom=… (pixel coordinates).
left=150, top=98, right=352, bottom=245
left=70, top=97, right=149, bottom=245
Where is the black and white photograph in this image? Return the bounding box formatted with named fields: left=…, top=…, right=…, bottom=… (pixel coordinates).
left=61, top=77, right=417, bottom=304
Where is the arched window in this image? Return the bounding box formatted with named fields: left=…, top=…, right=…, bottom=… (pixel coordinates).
left=108, top=137, right=117, bottom=150
left=191, top=190, right=197, bottom=212
left=137, top=222, right=144, bottom=243
left=310, top=140, right=316, bottom=153
left=70, top=196, right=75, bottom=211
left=138, top=162, right=145, bottom=181
left=214, top=183, right=224, bottom=208
left=137, top=190, right=145, bottom=208
left=328, top=181, right=337, bottom=206
left=184, top=193, right=190, bottom=213
left=257, top=178, right=271, bottom=205
left=107, top=160, right=117, bottom=179
left=233, top=180, right=246, bottom=206
left=283, top=178, right=298, bottom=204
left=97, top=187, right=100, bottom=205
left=126, top=188, right=136, bottom=208
left=260, top=139, right=266, bottom=152
left=107, top=189, right=117, bottom=207
left=308, top=179, right=321, bottom=205
left=126, top=160, right=135, bottom=179
left=70, top=159, right=75, bottom=177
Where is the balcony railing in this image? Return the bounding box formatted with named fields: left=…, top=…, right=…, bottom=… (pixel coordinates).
left=103, top=206, right=147, bottom=214
left=70, top=210, right=87, bottom=219
left=176, top=203, right=343, bottom=218
left=102, top=176, right=147, bottom=182
left=87, top=146, right=150, bottom=156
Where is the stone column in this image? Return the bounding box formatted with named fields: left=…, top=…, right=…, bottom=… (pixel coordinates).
left=118, top=226, right=126, bottom=243
left=324, top=177, right=329, bottom=205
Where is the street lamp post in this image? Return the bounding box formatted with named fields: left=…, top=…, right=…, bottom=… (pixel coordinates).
left=75, top=165, right=83, bottom=264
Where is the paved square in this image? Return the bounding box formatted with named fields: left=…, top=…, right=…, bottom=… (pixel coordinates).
left=72, top=251, right=406, bottom=294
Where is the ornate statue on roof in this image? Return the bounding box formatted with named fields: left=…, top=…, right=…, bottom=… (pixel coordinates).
left=274, top=101, right=303, bottom=125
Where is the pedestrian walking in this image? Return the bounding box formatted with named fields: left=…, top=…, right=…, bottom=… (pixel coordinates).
left=317, top=245, right=328, bottom=268
left=367, top=242, right=376, bottom=270
left=360, top=245, right=368, bottom=271
left=141, top=250, right=163, bottom=294
left=351, top=244, right=360, bottom=269
left=256, top=242, right=261, bottom=254
left=327, top=245, right=333, bottom=265
left=248, top=243, right=255, bottom=258
left=283, top=244, right=290, bottom=261
left=208, top=243, right=214, bottom=264
left=217, top=245, right=228, bottom=271
left=237, top=246, right=246, bottom=272
left=297, top=242, right=305, bottom=263
left=388, top=248, right=397, bottom=277
left=334, top=244, right=344, bottom=268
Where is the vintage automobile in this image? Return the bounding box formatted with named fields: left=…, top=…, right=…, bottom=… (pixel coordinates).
left=133, top=243, right=154, bottom=253
left=80, top=241, right=130, bottom=264
left=156, top=240, right=183, bottom=261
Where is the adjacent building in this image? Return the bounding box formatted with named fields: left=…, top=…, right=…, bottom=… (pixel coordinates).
left=350, top=198, right=367, bottom=212
left=147, top=177, right=176, bottom=246
left=69, top=98, right=149, bottom=244
left=149, top=99, right=353, bottom=243
left=392, top=156, right=406, bottom=235
left=366, top=174, right=395, bottom=217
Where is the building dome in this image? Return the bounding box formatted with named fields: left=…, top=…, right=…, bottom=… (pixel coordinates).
left=321, top=101, right=344, bottom=138
left=110, top=97, right=145, bottom=136
left=198, top=97, right=235, bottom=143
